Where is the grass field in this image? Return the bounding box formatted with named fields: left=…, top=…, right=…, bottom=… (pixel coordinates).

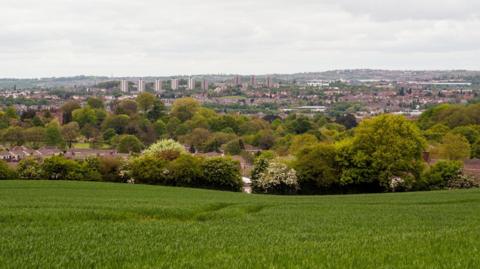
left=1, top=181, right=479, bottom=268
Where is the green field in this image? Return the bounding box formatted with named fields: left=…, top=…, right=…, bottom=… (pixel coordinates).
left=1, top=181, right=479, bottom=268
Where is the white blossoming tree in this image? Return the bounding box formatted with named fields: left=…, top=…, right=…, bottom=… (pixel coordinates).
left=254, top=162, right=299, bottom=194
left=142, top=139, right=186, bottom=160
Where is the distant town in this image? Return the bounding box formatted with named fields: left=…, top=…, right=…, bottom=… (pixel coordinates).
left=1, top=69, right=479, bottom=121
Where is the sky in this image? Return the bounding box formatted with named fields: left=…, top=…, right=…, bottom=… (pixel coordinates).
left=1, top=0, right=480, bottom=78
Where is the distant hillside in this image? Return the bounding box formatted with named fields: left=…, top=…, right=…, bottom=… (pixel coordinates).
left=2, top=70, right=480, bottom=89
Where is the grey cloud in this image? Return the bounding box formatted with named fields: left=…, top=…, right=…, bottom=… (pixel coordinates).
left=1, top=0, right=480, bottom=77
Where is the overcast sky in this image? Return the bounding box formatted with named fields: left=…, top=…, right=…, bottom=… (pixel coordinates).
left=1, top=0, right=480, bottom=78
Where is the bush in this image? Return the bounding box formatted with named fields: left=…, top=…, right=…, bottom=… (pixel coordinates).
left=78, top=158, right=102, bottom=181
left=40, top=156, right=104, bottom=181
left=129, top=156, right=169, bottom=185
left=447, top=175, right=479, bottom=189
left=201, top=157, right=242, bottom=192
left=167, top=154, right=203, bottom=187
left=294, top=143, right=340, bottom=194
left=41, top=156, right=81, bottom=180
left=251, top=157, right=270, bottom=192
left=418, top=160, right=464, bottom=190
left=17, top=157, right=42, bottom=179
left=0, top=160, right=17, bottom=180
left=98, top=157, right=126, bottom=182
left=253, top=162, right=299, bottom=194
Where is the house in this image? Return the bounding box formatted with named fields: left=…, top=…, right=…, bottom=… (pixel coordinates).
left=464, top=159, right=480, bottom=179
left=63, top=149, right=129, bottom=160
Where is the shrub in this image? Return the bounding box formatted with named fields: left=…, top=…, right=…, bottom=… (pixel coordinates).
left=41, top=156, right=80, bottom=180
left=294, top=143, right=340, bottom=194
left=98, top=157, right=126, bottom=182
left=167, top=154, right=203, bottom=186
left=418, top=160, right=464, bottom=190
left=447, top=175, right=479, bottom=189
left=17, top=157, right=42, bottom=179
left=129, top=156, right=168, bottom=185
left=0, top=160, right=16, bottom=180
left=78, top=158, right=102, bottom=181
left=253, top=162, right=299, bottom=194
left=251, top=157, right=270, bottom=192
left=201, top=157, right=242, bottom=192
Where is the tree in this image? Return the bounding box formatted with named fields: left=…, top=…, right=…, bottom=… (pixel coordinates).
left=102, top=128, right=117, bottom=143
left=136, top=92, right=156, bottom=113
left=253, top=130, right=276, bottom=150
left=201, top=157, right=242, bottom=191
left=451, top=125, right=480, bottom=145
left=115, top=100, right=138, bottom=116
left=2, top=126, right=25, bottom=146
left=81, top=124, right=100, bottom=141
left=143, top=139, right=186, bottom=160
left=116, top=135, right=144, bottom=153
left=23, top=127, right=46, bottom=148
left=147, top=100, right=166, bottom=122
left=180, top=128, right=211, bottom=151
left=294, top=143, right=340, bottom=194
left=103, top=114, right=130, bottom=134
left=61, top=101, right=81, bottom=123
left=472, top=140, right=480, bottom=159
left=0, top=160, right=17, bottom=179
left=289, top=134, right=318, bottom=155
left=424, top=124, right=450, bottom=142
left=72, top=107, right=97, bottom=128
left=4, top=106, right=18, bottom=119
left=171, top=98, right=200, bottom=122
left=61, top=122, right=80, bottom=148
left=439, top=133, right=471, bottom=161
left=336, top=114, right=357, bottom=129
left=338, top=114, right=426, bottom=191
left=287, top=115, right=312, bottom=134
left=166, top=117, right=181, bottom=137
left=32, top=116, right=44, bottom=127
left=223, top=139, right=243, bottom=155
left=153, top=119, right=166, bottom=137
left=87, top=97, right=104, bottom=109
left=253, top=162, right=299, bottom=194
left=45, top=120, right=64, bottom=147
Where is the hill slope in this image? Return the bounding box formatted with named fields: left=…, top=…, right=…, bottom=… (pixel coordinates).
left=0, top=180, right=479, bottom=268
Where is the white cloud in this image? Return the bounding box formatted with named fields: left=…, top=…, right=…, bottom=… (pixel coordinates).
left=0, top=0, right=479, bottom=77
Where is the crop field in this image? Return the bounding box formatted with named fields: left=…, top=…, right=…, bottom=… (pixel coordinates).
left=0, top=180, right=479, bottom=268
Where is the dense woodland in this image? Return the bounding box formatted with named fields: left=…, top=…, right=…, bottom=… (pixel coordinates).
left=0, top=93, right=479, bottom=194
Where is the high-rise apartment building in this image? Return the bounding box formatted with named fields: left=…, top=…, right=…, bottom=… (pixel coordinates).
left=120, top=79, right=128, bottom=92
left=187, top=77, right=195, bottom=90
left=201, top=79, right=209, bottom=90
left=138, top=79, right=145, bottom=92
left=250, top=75, right=256, bottom=87
left=171, top=79, right=179, bottom=90
left=234, top=75, right=241, bottom=85
left=266, top=77, right=273, bottom=88
left=154, top=79, right=162, bottom=92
